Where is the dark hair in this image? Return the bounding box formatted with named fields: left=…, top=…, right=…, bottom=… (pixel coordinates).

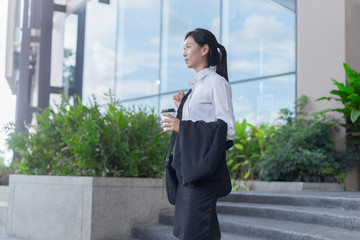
left=185, top=28, right=228, bottom=81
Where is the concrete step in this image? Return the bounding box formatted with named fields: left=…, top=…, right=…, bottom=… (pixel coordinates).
left=110, top=238, right=140, bottom=240
left=159, top=212, right=360, bottom=240
left=220, top=191, right=360, bottom=210
left=126, top=191, right=360, bottom=239
left=131, top=224, right=265, bottom=240
left=106, top=237, right=140, bottom=240
left=219, top=214, right=360, bottom=240
left=132, top=224, right=177, bottom=240
left=216, top=201, right=360, bottom=230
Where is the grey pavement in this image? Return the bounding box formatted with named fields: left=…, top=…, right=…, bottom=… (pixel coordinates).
left=232, top=190, right=360, bottom=198
left=0, top=235, right=22, bottom=240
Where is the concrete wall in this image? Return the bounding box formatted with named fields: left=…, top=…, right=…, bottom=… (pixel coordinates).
left=296, top=0, right=346, bottom=147
left=297, top=0, right=360, bottom=190
left=345, top=0, right=360, bottom=71
left=0, top=186, right=8, bottom=234
left=91, top=177, right=173, bottom=239
left=6, top=175, right=173, bottom=240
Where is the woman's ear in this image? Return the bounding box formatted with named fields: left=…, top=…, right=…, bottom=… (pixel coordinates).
left=201, top=44, right=210, bottom=56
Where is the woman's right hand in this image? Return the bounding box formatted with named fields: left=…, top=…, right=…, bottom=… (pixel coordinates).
left=173, top=90, right=185, bottom=108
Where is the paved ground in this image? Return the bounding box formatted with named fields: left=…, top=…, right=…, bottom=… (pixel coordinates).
left=233, top=190, right=360, bottom=198
left=0, top=235, right=22, bottom=240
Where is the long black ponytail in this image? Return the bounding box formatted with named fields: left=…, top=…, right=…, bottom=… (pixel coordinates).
left=185, top=28, right=229, bottom=81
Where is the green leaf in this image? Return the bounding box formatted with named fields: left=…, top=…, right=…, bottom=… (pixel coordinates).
left=331, top=78, right=353, bottom=95
left=316, top=97, right=332, bottom=101
left=350, top=109, right=360, bottom=123
left=330, top=90, right=349, bottom=99
left=333, top=108, right=346, bottom=113
left=348, top=94, right=360, bottom=104
left=232, top=164, right=241, bottom=171
left=235, top=144, right=243, bottom=150
left=332, top=79, right=346, bottom=90
left=349, top=132, right=360, bottom=136
left=244, top=171, right=250, bottom=180
left=344, top=62, right=360, bottom=87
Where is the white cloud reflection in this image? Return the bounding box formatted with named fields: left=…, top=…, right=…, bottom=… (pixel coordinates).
left=229, top=60, right=259, bottom=72
left=226, top=12, right=295, bottom=77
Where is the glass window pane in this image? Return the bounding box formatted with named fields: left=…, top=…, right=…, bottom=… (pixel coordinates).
left=115, top=0, right=161, bottom=101
left=82, top=1, right=117, bottom=105
left=232, top=74, right=295, bottom=124
left=160, top=92, right=178, bottom=112
left=222, top=0, right=296, bottom=82
left=160, top=0, right=220, bottom=93
left=121, top=96, right=159, bottom=113
left=80, top=0, right=296, bottom=123
left=62, top=13, right=78, bottom=97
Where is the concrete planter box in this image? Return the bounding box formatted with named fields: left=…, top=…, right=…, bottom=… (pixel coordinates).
left=6, top=174, right=173, bottom=240
left=236, top=180, right=345, bottom=191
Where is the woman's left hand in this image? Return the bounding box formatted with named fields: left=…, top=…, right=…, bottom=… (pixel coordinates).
left=160, top=113, right=180, bottom=132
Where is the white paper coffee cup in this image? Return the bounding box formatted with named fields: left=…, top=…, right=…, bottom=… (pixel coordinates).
left=161, top=108, right=176, bottom=131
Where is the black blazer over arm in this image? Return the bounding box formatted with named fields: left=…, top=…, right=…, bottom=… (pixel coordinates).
left=172, top=119, right=233, bottom=197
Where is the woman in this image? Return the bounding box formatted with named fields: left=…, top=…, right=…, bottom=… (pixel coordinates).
left=161, top=28, right=235, bottom=240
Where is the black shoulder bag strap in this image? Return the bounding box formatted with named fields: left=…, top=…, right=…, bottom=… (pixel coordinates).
left=165, top=89, right=192, bottom=164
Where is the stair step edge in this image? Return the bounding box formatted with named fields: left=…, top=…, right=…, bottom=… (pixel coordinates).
left=159, top=212, right=360, bottom=240
left=220, top=191, right=360, bottom=210
left=216, top=201, right=360, bottom=230
left=132, top=224, right=266, bottom=240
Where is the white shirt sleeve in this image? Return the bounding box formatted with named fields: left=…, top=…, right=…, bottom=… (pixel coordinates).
left=211, top=78, right=236, bottom=140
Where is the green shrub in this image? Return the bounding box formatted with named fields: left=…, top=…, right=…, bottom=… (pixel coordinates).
left=6, top=92, right=170, bottom=178
left=260, top=117, right=334, bottom=181
left=227, top=120, right=275, bottom=181
left=0, top=155, right=13, bottom=185
left=260, top=113, right=360, bottom=182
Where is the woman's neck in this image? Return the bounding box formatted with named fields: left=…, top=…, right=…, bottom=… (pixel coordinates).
left=194, top=63, right=209, bottom=73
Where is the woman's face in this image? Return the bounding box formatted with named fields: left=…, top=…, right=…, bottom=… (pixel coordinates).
left=183, top=36, right=208, bottom=71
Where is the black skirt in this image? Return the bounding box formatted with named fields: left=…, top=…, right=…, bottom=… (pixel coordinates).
left=173, top=182, right=221, bottom=240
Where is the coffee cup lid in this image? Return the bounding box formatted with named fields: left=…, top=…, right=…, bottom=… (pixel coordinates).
left=161, top=108, right=176, bottom=113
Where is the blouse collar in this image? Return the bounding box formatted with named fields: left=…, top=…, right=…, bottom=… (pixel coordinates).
left=189, top=67, right=215, bottom=88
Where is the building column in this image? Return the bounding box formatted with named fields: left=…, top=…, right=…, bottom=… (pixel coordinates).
left=297, top=0, right=360, bottom=190
left=344, top=0, right=360, bottom=191
left=15, top=0, right=32, bottom=131
left=37, top=0, right=54, bottom=110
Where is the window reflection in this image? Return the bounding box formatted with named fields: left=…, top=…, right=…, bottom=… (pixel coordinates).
left=82, top=0, right=117, bottom=105
left=231, top=74, right=295, bottom=124
left=160, top=0, right=220, bottom=93
left=222, top=0, right=296, bottom=82
left=63, top=13, right=78, bottom=99
left=78, top=0, right=296, bottom=125
left=115, top=0, right=161, bottom=101
left=121, top=96, right=159, bottom=113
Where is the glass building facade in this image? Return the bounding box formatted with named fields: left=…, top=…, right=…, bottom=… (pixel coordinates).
left=66, top=0, right=296, bottom=125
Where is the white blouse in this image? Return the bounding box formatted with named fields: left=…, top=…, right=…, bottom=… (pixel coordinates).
left=182, top=67, right=236, bottom=140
